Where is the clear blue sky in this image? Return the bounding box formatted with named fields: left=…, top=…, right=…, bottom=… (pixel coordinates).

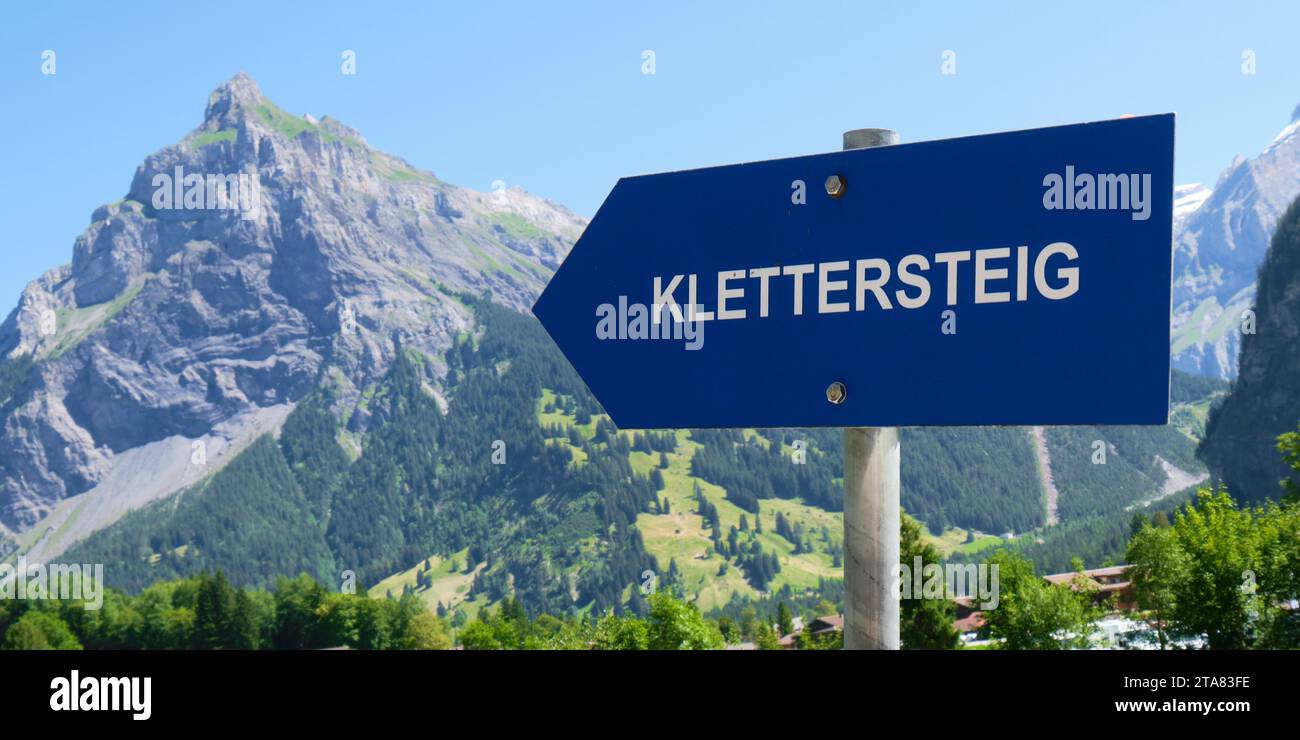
left=2, top=1, right=1297, bottom=312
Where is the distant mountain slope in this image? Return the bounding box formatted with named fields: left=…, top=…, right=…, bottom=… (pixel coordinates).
left=1173, top=182, right=1213, bottom=223
left=1200, top=195, right=1300, bottom=503
left=63, top=294, right=1213, bottom=613
left=0, top=73, right=584, bottom=544
left=1172, top=106, right=1300, bottom=378
left=65, top=297, right=658, bottom=613
left=2, top=76, right=1237, bottom=614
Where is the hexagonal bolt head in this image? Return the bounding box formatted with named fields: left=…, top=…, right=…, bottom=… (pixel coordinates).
left=826, top=381, right=847, bottom=405
left=824, top=174, right=846, bottom=199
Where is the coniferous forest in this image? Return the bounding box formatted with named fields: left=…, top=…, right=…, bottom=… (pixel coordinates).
left=43, top=194, right=1300, bottom=644
left=55, top=283, right=1236, bottom=625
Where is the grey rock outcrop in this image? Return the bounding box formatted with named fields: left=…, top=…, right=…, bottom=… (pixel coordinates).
left=1199, top=194, right=1300, bottom=503
left=0, top=73, right=585, bottom=538
left=1171, top=109, right=1300, bottom=378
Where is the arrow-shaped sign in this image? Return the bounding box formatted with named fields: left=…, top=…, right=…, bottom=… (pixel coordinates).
left=534, top=115, right=1174, bottom=430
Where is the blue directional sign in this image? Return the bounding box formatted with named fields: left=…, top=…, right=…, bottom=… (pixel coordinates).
left=533, top=115, right=1174, bottom=429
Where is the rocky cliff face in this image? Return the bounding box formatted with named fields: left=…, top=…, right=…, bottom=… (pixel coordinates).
left=0, top=73, right=584, bottom=539
left=1171, top=108, right=1300, bottom=378
left=1199, top=195, right=1300, bottom=502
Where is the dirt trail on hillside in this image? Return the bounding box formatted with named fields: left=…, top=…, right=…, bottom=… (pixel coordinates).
left=1155, top=456, right=1209, bottom=498
left=1031, top=427, right=1059, bottom=526
left=1123, top=457, right=1210, bottom=513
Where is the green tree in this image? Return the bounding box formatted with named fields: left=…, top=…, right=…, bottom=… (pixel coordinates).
left=457, top=620, right=504, bottom=650
left=776, top=602, right=794, bottom=637
left=1167, top=487, right=1259, bottom=649
left=193, top=571, right=237, bottom=649
left=983, top=552, right=1097, bottom=649
left=900, top=512, right=959, bottom=649
left=157, top=607, right=196, bottom=650
left=593, top=614, right=650, bottom=650
left=523, top=613, right=588, bottom=649
left=814, top=599, right=838, bottom=619
left=1249, top=500, right=1300, bottom=648
left=1125, top=523, right=1188, bottom=649
left=402, top=611, right=452, bottom=650
left=717, top=616, right=737, bottom=643
left=753, top=622, right=781, bottom=650
left=227, top=589, right=260, bottom=649
left=738, top=605, right=760, bottom=642
left=353, top=597, right=395, bottom=650
left=798, top=628, right=842, bottom=650
left=272, top=574, right=329, bottom=649
left=645, top=593, right=722, bottom=650
left=1278, top=424, right=1300, bottom=504
left=2, top=611, right=82, bottom=650
left=457, top=608, right=520, bottom=650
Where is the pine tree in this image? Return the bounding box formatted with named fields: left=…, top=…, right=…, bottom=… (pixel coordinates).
left=900, top=513, right=959, bottom=649
left=777, top=602, right=794, bottom=636
left=228, top=588, right=259, bottom=649
left=194, top=571, right=235, bottom=650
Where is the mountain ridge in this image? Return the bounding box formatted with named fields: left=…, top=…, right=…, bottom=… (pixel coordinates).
left=0, top=77, right=1258, bottom=588
left=1171, top=105, right=1300, bottom=378
left=1199, top=194, right=1300, bottom=503
left=0, top=73, right=585, bottom=542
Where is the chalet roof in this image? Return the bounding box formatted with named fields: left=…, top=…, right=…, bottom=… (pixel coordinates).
left=1043, top=564, right=1131, bottom=585
left=808, top=614, right=844, bottom=633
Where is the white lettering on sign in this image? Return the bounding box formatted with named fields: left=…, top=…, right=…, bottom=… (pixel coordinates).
left=625, top=242, right=1080, bottom=327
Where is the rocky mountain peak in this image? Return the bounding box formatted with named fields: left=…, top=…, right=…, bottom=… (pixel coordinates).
left=0, top=75, right=586, bottom=542
left=203, top=72, right=265, bottom=129
left=1171, top=105, right=1300, bottom=379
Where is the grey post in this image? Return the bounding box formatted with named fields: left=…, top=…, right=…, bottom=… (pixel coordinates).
left=841, top=127, right=901, bottom=650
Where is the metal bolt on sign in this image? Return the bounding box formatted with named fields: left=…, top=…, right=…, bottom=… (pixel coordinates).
left=826, top=381, right=848, bottom=405
left=824, top=174, right=846, bottom=198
